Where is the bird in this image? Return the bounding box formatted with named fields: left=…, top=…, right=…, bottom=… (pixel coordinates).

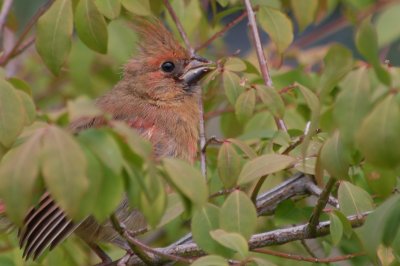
left=17, top=18, right=213, bottom=263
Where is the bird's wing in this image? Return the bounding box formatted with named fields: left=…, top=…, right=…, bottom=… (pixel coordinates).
left=19, top=116, right=155, bottom=260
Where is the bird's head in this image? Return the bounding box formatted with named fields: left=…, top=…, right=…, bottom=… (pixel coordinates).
left=123, top=19, right=213, bottom=103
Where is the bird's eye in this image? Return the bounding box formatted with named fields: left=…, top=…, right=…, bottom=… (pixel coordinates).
left=161, top=61, right=175, bottom=73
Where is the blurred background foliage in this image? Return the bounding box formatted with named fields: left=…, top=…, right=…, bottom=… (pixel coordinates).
left=1, top=0, right=400, bottom=265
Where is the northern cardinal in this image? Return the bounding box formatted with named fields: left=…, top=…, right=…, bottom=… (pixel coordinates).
left=18, top=19, right=212, bottom=262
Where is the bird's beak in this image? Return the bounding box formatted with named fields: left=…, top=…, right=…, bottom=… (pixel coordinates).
left=180, top=55, right=215, bottom=87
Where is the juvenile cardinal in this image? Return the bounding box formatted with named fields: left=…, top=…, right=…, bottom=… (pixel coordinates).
left=18, top=19, right=212, bottom=262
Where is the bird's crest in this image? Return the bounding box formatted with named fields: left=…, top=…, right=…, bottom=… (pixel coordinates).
left=131, top=18, right=189, bottom=60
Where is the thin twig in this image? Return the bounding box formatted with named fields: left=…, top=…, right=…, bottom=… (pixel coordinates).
left=209, top=188, right=237, bottom=199
left=252, top=249, right=365, bottom=263
left=204, top=106, right=235, bottom=120
left=195, top=9, right=249, bottom=52
left=243, top=0, right=287, bottom=132
left=304, top=181, right=339, bottom=208
left=300, top=239, right=318, bottom=259
left=109, top=214, right=153, bottom=266
left=162, top=0, right=193, bottom=55
left=0, top=0, right=54, bottom=66
left=307, top=177, right=337, bottom=237
left=0, top=0, right=13, bottom=36
left=201, top=136, right=224, bottom=153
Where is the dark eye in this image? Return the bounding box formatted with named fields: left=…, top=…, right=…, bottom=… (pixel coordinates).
left=161, top=61, right=175, bottom=73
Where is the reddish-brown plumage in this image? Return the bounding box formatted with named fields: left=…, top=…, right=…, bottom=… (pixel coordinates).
left=19, top=19, right=213, bottom=261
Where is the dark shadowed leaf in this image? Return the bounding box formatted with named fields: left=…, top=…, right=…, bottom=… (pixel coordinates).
left=318, top=45, right=353, bottom=100
left=357, top=95, right=400, bottom=168
left=319, top=131, right=349, bottom=179
left=218, top=142, right=243, bottom=188
left=235, top=89, right=256, bottom=123
left=0, top=80, right=25, bottom=147
left=191, top=255, right=228, bottom=266
left=36, top=0, right=73, bottom=75
left=41, top=126, right=88, bottom=218
left=338, top=181, right=373, bottom=216
left=192, top=204, right=232, bottom=257
left=75, top=0, right=108, bottom=53
left=163, top=158, right=208, bottom=206
left=210, top=229, right=249, bottom=259
left=258, top=6, right=293, bottom=54
left=334, top=68, right=372, bottom=145
left=0, top=126, right=44, bottom=224
left=356, top=20, right=391, bottom=86
left=238, top=154, right=296, bottom=185
left=95, top=0, right=121, bottom=19
left=219, top=191, right=257, bottom=240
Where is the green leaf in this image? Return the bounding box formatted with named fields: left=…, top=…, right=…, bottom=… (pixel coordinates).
left=238, top=154, right=296, bottom=185
left=363, top=163, right=397, bottom=198
left=227, top=138, right=257, bottom=159
left=223, top=71, right=244, bottom=105
left=0, top=79, right=25, bottom=147
left=121, top=0, right=152, bottom=16
left=191, top=255, right=228, bottom=266
left=75, top=0, right=108, bottom=53
left=291, top=0, right=318, bottom=31
left=376, top=4, right=400, bottom=47
left=356, top=19, right=391, bottom=86
left=333, top=210, right=353, bottom=237
left=224, top=57, right=247, bottom=72
left=16, top=90, right=36, bottom=125
left=210, top=229, right=249, bottom=259
left=256, top=85, right=285, bottom=118
left=219, top=190, right=257, bottom=240
left=79, top=148, right=123, bottom=221
left=235, top=89, right=256, bottom=123
left=357, top=95, right=400, bottom=168
left=78, top=129, right=123, bottom=174
left=158, top=193, right=183, bottom=228
left=329, top=212, right=343, bottom=245
left=258, top=6, right=294, bottom=54
left=163, top=158, right=208, bottom=206
left=36, top=0, right=73, bottom=75
left=318, top=45, right=353, bottom=100
left=334, top=68, right=372, bottom=145
left=338, top=181, right=373, bottom=216
left=8, top=77, right=32, bottom=95
left=192, top=204, right=232, bottom=257
left=0, top=127, right=44, bottom=224
left=218, top=142, right=243, bottom=188
left=41, top=126, right=88, bottom=218
left=319, top=131, right=349, bottom=179
left=95, top=0, right=121, bottom=19
left=359, top=195, right=400, bottom=256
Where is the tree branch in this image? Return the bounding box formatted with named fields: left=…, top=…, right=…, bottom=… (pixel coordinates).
left=306, top=177, right=337, bottom=237
left=0, top=0, right=54, bottom=66
left=0, top=0, right=13, bottom=37
left=243, top=0, right=287, bottom=132
left=253, top=249, right=365, bottom=263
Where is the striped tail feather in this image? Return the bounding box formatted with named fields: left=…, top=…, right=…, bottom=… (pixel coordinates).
left=18, top=193, right=80, bottom=260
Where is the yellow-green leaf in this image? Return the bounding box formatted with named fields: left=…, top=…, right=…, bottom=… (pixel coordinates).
left=338, top=181, right=373, bottom=216
left=219, top=191, right=257, bottom=240
left=291, top=0, right=318, bottom=31
left=163, top=158, right=208, bottom=206
left=191, top=255, right=228, bottom=266
left=95, top=0, right=120, bottom=19
left=36, top=0, right=73, bottom=75
left=319, top=131, right=349, bottom=179
left=75, top=0, right=108, bottom=53
left=235, top=89, right=256, bottom=123
left=258, top=6, right=294, bottom=54
left=121, top=0, right=152, bottom=16
left=41, top=126, right=88, bottom=218
left=224, top=57, right=247, bottom=72
left=218, top=142, right=243, bottom=188
left=357, top=95, right=400, bottom=168
left=210, top=229, right=249, bottom=259
left=256, top=85, right=285, bottom=118
left=238, top=154, right=296, bottom=185
left=0, top=80, right=25, bottom=147
left=223, top=71, right=244, bottom=105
